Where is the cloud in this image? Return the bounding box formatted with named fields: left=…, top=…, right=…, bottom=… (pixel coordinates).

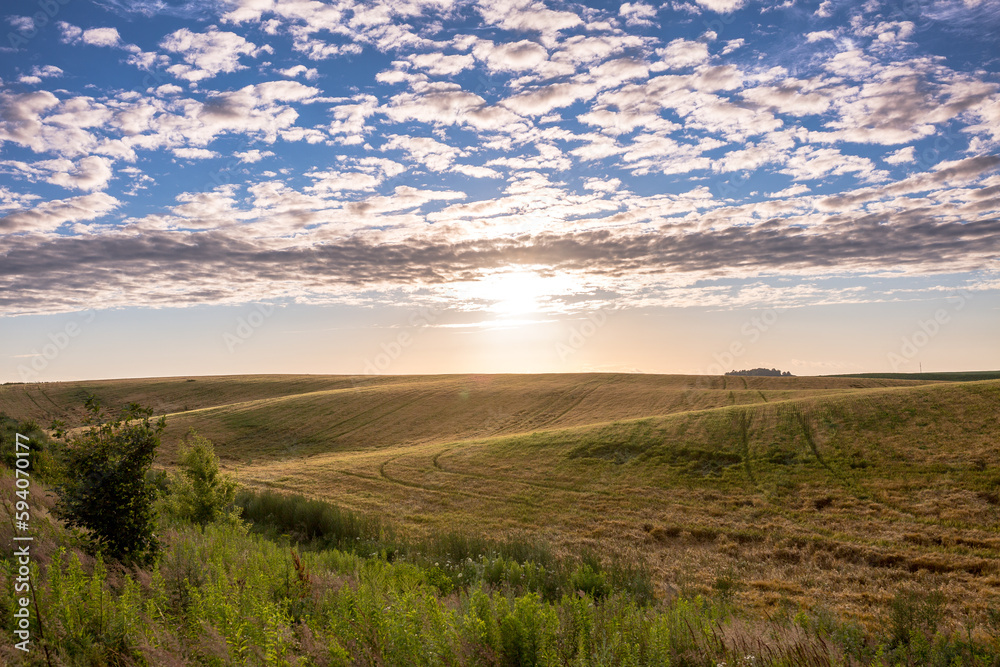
left=720, top=38, right=744, bottom=55
left=0, top=187, right=41, bottom=211
left=813, top=57, right=997, bottom=144
left=278, top=64, right=320, bottom=80
left=173, top=147, right=218, bottom=159
left=501, top=82, right=597, bottom=116
left=451, top=164, right=503, bottom=178
left=382, top=134, right=465, bottom=171
left=49, top=156, right=114, bottom=190
left=327, top=94, right=379, bottom=143
left=652, top=39, right=710, bottom=70
left=408, top=52, right=476, bottom=76
left=885, top=146, right=916, bottom=164
left=806, top=30, right=836, bottom=42
left=694, top=0, right=746, bottom=12
left=7, top=16, right=34, bottom=32
left=3, top=0, right=999, bottom=318
left=19, top=65, right=64, bottom=86
left=0, top=193, right=119, bottom=234
left=619, top=2, right=657, bottom=26
left=5, top=196, right=999, bottom=314
left=477, top=0, right=583, bottom=35
left=741, top=78, right=836, bottom=116
left=3, top=155, right=116, bottom=192
left=82, top=27, right=123, bottom=47
left=235, top=149, right=275, bottom=163
left=161, top=26, right=265, bottom=81
left=473, top=39, right=548, bottom=72
left=816, top=154, right=1000, bottom=210
left=781, top=147, right=886, bottom=182
left=0, top=91, right=61, bottom=153
left=767, top=184, right=810, bottom=198
left=383, top=85, right=522, bottom=131
left=583, top=177, right=622, bottom=192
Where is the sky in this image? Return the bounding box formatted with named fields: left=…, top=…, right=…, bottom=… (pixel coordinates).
left=1, top=0, right=999, bottom=382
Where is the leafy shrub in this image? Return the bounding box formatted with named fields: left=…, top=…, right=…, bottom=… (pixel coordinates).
left=0, top=413, right=60, bottom=480
left=53, top=398, right=164, bottom=563
left=499, top=593, right=559, bottom=666
left=166, top=431, right=241, bottom=526
left=570, top=562, right=610, bottom=600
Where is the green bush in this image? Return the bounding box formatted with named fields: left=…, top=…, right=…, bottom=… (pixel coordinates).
left=0, top=413, right=60, bottom=480
left=53, top=398, right=164, bottom=563
left=167, top=431, right=241, bottom=526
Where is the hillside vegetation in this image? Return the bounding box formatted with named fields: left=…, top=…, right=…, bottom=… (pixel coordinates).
left=2, top=373, right=999, bottom=662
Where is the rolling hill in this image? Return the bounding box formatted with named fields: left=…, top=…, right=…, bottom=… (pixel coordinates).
left=2, top=373, right=998, bottom=625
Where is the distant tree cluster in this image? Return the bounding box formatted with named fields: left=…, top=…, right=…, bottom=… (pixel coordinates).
left=726, top=368, right=794, bottom=377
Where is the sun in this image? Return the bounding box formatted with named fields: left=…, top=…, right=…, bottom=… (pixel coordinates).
left=452, top=269, right=571, bottom=316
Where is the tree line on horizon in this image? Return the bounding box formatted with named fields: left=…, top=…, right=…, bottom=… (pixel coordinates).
left=725, top=368, right=794, bottom=377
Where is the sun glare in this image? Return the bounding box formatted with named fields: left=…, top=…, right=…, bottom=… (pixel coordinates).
left=453, top=270, right=570, bottom=316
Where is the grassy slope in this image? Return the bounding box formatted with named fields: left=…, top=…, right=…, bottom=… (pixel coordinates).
left=2, top=373, right=997, bottom=626
left=0, top=373, right=931, bottom=461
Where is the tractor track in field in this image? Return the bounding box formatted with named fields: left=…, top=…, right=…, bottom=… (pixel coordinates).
left=429, top=446, right=614, bottom=497
left=375, top=456, right=494, bottom=500
left=531, top=380, right=608, bottom=430
left=38, top=387, right=68, bottom=414
left=22, top=389, right=53, bottom=420
left=323, top=393, right=429, bottom=441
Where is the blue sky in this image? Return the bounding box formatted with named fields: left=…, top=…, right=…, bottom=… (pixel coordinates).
left=1, top=0, right=999, bottom=381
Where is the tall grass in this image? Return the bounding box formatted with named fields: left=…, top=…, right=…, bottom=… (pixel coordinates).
left=234, top=487, right=655, bottom=605
left=5, top=518, right=998, bottom=665
left=3, top=471, right=1000, bottom=665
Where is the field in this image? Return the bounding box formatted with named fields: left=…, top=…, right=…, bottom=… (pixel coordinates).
left=3, top=371, right=998, bottom=637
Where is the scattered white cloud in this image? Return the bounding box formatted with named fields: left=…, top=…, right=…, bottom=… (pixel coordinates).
left=161, top=26, right=265, bottom=81
left=278, top=64, right=319, bottom=80
left=767, top=183, right=810, bottom=198
left=806, top=30, right=836, bottom=42
left=235, top=149, right=275, bottom=163
left=652, top=39, right=710, bottom=70
left=619, top=2, right=658, bottom=26
left=173, top=147, right=218, bottom=159
left=409, top=52, right=476, bottom=75
left=694, top=0, right=746, bottom=12
left=885, top=146, right=916, bottom=164
left=583, top=177, right=622, bottom=192
left=82, top=27, right=122, bottom=47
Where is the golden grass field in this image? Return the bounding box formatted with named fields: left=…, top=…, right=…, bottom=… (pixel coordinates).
left=2, top=373, right=998, bottom=630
